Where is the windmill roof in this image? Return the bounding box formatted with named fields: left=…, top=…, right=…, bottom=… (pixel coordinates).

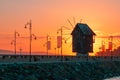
left=71, top=23, right=96, bottom=35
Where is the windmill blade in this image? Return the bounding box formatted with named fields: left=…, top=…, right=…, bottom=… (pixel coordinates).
left=73, top=16, right=76, bottom=25
left=62, top=26, right=71, bottom=30
left=67, top=19, right=74, bottom=29
left=65, top=36, right=71, bottom=41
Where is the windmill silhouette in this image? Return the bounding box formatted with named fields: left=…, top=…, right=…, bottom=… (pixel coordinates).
left=71, top=19, right=96, bottom=56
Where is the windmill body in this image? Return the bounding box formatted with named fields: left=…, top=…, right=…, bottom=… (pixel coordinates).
left=71, top=23, right=96, bottom=56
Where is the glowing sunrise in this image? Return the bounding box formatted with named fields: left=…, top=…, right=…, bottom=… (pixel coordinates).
left=0, top=0, right=120, bottom=56
left=1, top=0, right=120, bottom=80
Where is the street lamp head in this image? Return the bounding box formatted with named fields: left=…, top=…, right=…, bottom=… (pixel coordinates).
left=65, top=40, right=67, bottom=44
left=57, top=28, right=62, bottom=34
left=11, top=42, right=13, bottom=45
left=24, top=25, right=27, bottom=29
left=17, top=32, right=20, bottom=36
left=32, top=34, right=37, bottom=40
left=34, top=36, right=37, bottom=40
left=15, top=32, right=20, bottom=37
left=57, top=31, right=59, bottom=34
left=11, top=40, right=14, bottom=45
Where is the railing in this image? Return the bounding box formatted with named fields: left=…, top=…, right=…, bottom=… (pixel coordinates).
left=0, top=55, right=120, bottom=62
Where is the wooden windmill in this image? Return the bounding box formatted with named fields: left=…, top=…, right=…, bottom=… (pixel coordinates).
left=71, top=23, right=96, bottom=56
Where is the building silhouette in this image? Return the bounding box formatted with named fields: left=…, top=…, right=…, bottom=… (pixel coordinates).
left=96, top=46, right=120, bottom=56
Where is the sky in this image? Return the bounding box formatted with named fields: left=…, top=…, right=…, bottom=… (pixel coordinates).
left=0, top=0, right=120, bottom=55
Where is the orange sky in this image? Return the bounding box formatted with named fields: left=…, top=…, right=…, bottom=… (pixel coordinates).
left=0, top=0, right=120, bottom=55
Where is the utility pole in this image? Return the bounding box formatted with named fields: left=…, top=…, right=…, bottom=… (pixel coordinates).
left=25, top=19, right=36, bottom=62
left=11, top=30, right=20, bottom=55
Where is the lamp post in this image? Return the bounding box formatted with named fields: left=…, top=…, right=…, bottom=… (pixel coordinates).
left=54, top=47, right=56, bottom=56
left=109, top=36, right=113, bottom=61
left=25, top=20, right=36, bottom=62
left=57, top=27, right=63, bottom=61
left=11, top=30, right=20, bottom=55
left=46, top=35, right=51, bottom=56
left=20, top=48, right=22, bottom=55
left=57, top=26, right=71, bottom=61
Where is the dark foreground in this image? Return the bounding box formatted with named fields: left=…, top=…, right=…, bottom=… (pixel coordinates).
left=0, top=61, right=120, bottom=80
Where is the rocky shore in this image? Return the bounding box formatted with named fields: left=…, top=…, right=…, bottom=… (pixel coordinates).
left=0, top=61, right=120, bottom=80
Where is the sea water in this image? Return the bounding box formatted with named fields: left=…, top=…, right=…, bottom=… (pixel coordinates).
left=104, top=76, right=120, bottom=80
